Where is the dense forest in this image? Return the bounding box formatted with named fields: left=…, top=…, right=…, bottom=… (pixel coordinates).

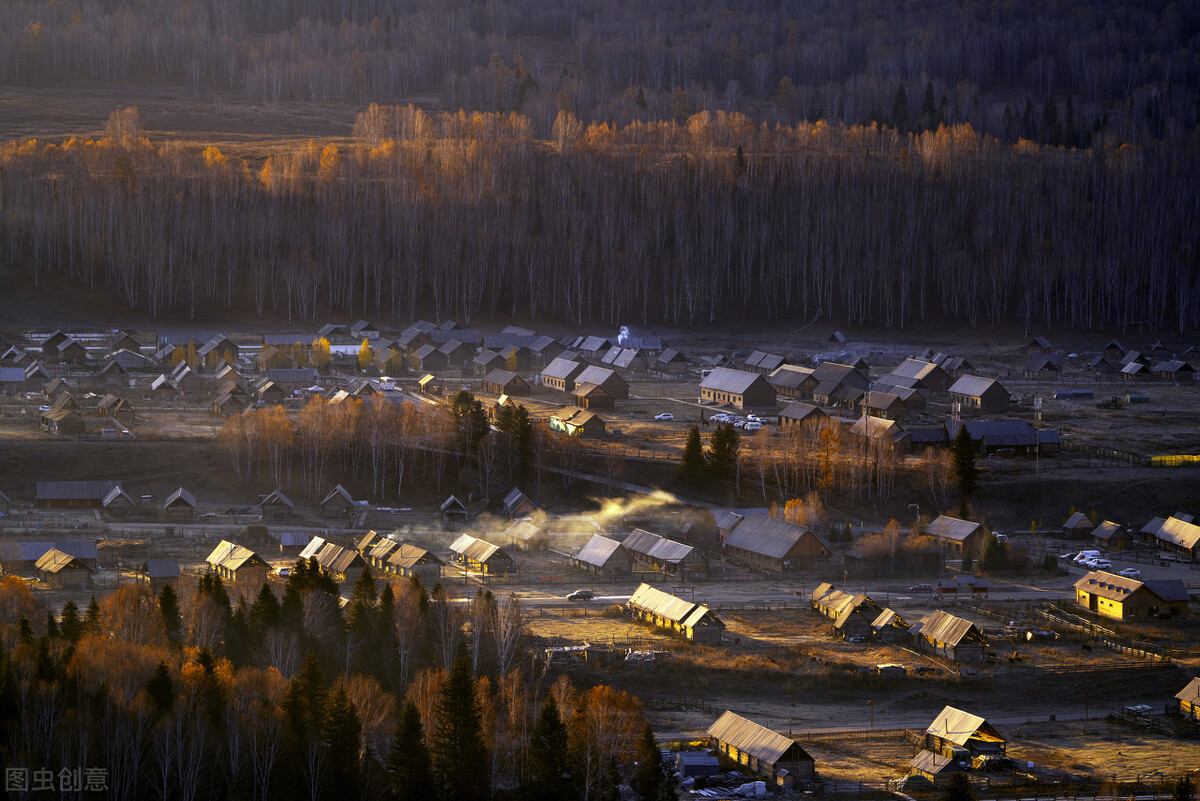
left=2, top=0, right=1198, bottom=145
left=2, top=108, right=1197, bottom=331
left=0, top=565, right=674, bottom=801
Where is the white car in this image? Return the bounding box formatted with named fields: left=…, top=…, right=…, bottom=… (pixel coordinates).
left=744, top=422, right=763, bottom=431
left=732, top=420, right=746, bottom=428
left=1118, top=568, right=1141, bottom=579
left=1092, top=559, right=1112, bottom=569
left=746, top=414, right=761, bottom=422
left=710, top=414, right=729, bottom=422
left=654, top=413, right=674, bottom=420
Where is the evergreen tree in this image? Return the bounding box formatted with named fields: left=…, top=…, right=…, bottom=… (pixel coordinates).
left=921, top=81, right=938, bottom=129
left=145, top=661, right=174, bottom=713
left=678, top=424, right=706, bottom=484
left=944, top=772, right=976, bottom=801
left=432, top=653, right=489, bottom=801
left=249, top=582, right=281, bottom=633
left=631, top=723, right=675, bottom=801
left=59, top=601, right=82, bottom=642
left=452, top=390, right=490, bottom=450
left=84, top=597, right=100, bottom=632
left=527, top=695, right=577, bottom=801
left=323, top=685, right=362, bottom=796
left=513, top=404, right=535, bottom=488
left=18, top=617, right=33, bottom=644
left=159, top=583, right=183, bottom=645
left=707, top=422, right=740, bottom=480
left=45, top=612, right=60, bottom=639
left=892, top=84, right=909, bottom=130
left=387, top=701, right=436, bottom=801
left=980, top=534, right=1010, bottom=572
left=951, top=425, right=979, bottom=516
left=285, top=653, right=328, bottom=743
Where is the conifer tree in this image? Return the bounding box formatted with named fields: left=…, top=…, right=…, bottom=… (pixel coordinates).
left=145, top=661, right=174, bottom=713
left=323, top=685, right=362, bottom=795
left=527, top=695, right=577, bottom=801
left=707, top=422, right=740, bottom=480
left=432, top=653, right=488, bottom=801
left=631, top=723, right=675, bottom=801
left=59, top=601, right=82, bottom=642
left=678, top=424, right=705, bottom=484
left=951, top=425, right=979, bottom=517
left=387, top=702, right=436, bottom=801
left=158, top=583, right=183, bottom=645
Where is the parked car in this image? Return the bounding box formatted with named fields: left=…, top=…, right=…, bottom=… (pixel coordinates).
left=746, top=414, right=762, bottom=422
left=1118, top=568, right=1142, bottom=579
left=909, top=584, right=934, bottom=594
left=653, top=413, right=674, bottom=420
left=1092, top=559, right=1112, bottom=569
left=566, top=589, right=594, bottom=602
left=744, top=422, right=763, bottom=431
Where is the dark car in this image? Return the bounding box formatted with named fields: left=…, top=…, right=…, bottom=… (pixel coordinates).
left=909, top=583, right=934, bottom=594
left=566, top=589, right=594, bottom=602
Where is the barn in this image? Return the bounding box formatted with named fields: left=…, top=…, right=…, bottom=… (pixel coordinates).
left=925, top=706, right=1006, bottom=759
left=205, top=541, right=270, bottom=595
left=623, top=529, right=707, bottom=578
left=720, top=513, right=831, bottom=572
left=35, top=549, right=94, bottom=589
left=926, top=515, right=989, bottom=557
left=1073, top=571, right=1190, bottom=620
left=257, top=489, right=295, bottom=520
left=36, top=480, right=122, bottom=509
left=918, top=610, right=987, bottom=662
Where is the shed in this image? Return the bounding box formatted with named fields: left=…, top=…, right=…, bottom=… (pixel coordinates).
left=440, top=494, right=471, bottom=525
left=35, top=548, right=93, bottom=589
left=383, top=542, right=444, bottom=584
left=925, top=707, right=1006, bottom=758
left=141, top=558, right=181, bottom=592
left=101, top=485, right=138, bottom=517
left=699, top=368, right=777, bottom=410
left=627, top=583, right=724, bottom=644
left=257, top=489, right=295, bottom=520
left=833, top=594, right=883, bottom=640
left=163, top=487, right=197, bottom=518
left=572, top=535, right=632, bottom=576
left=40, top=407, right=86, bottom=435
left=919, top=610, right=987, bottom=661
left=1176, top=677, right=1200, bottom=723
left=708, top=711, right=814, bottom=785
left=502, top=519, right=547, bottom=550
left=1023, top=336, right=1053, bottom=353
left=1091, top=520, right=1132, bottom=551
left=502, top=487, right=537, bottom=518
left=1062, top=512, right=1096, bottom=539
left=908, top=750, right=963, bottom=785
left=320, top=484, right=354, bottom=518
left=871, top=608, right=912, bottom=642
left=675, top=752, right=721, bottom=778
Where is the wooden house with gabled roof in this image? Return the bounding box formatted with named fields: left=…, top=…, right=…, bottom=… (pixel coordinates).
left=699, top=368, right=777, bottom=410
left=1176, top=677, right=1200, bottom=723
left=257, top=489, right=295, bottom=520
left=164, top=487, right=197, bottom=518
left=35, top=548, right=93, bottom=589
left=628, top=583, right=723, bottom=644
left=541, top=356, right=589, bottom=392
left=572, top=534, right=632, bottom=576
left=925, top=706, right=1006, bottom=758
left=707, top=711, right=813, bottom=785
left=448, top=534, right=516, bottom=575
left=102, top=485, right=138, bottom=517
left=720, top=513, right=830, bottom=572
left=918, top=610, right=987, bottom=661
left=320, top=484, right=354, bottom=518
left=206, top=540, right=270, bottom=594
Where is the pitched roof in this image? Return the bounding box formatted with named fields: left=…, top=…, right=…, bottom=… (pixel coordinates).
left=163, top=487, right=197, bottom=509
left=574, top=365, right=622, bottom=388
left=1176, top=677, right=1200, bottom=704
left=258, top=489, right=294, bottom=510
left=314, top=542, right=365, bottom=575
left=321, top=484, right=353, bottom=507
left=623, top=529, right=697, bottom=564
left=449, top=534, right=511, bottom=564
left=926, top=706, right=1003, bottom=746
left=1154, top=516, right=1200, bottom=550
left=503, top=487, right=534, bottom=515
left=206, top=540, right=267, bottom=572
left=722, top=514, right=827, bottom=560
left=948, top=374, right=1004, bottom=398
left=1063, top=512, right=1093, bottom=530
left=542, top=356, right=587, bottom=381
left=102, top=486, right=137, bottom=508
left=700, top=367, right=767, bottom=394
left=778, top=402, right=824, bottom=423
left=927, top=515, right=984, bottom=542
left=36, top=480, right=121, bottom=501
left=628, top=583, right=720, bottom=628
left=386, top=542, right=443, bottom=570
left=921, top=610, right=985, bottom=647
left=36, top=548, right=91, bottom=574
left=910, top=750, right=957, bottom=776
left=143, top=558, right=181, bottom=578
left=707, top=711, right=807, bottom=767
left=574, top=534, right=627, bottom=567
left=299, top=536, right=327, bottom=560
left=484, top=369, right=523, bottom=386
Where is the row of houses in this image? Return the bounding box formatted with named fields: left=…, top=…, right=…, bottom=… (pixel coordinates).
left=1063, top=512, right=1200, bottom=561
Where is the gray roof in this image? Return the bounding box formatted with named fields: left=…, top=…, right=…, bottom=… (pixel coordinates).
left=36, top=480, right=121, bottom=501
left=811, top=361, right=869, bottom=388
left=0, top=540, right=98, bottom=563
left=542, top=356, right=586, bottom=381
left=768, top=366, right=815, bottom=389
left=206, top=541, right=268, bottom=572
left=448, top=534, right=511, bottom=565
left=700, top=367, right=767, bottom=394
left=0, top=367, right=27, bottom=383
left=910, top=750, right=957, bottom=776
left=321, top=484, right=353, bottom=507
left=144, top=558, right=180, bottom=578
left=722, top=514, right=826, bottom=560
left=707, top=711, right=807, bottom=767
left=889, top=358, right=943, bottom=382
left=474, top=350, right=504, bottom=366
left=778, top=402, right=824, bottom=422
left=948, top=374, right=1004, bottom=398
left=927, top=515, right=983, bottom=542
left=623, top=529, right=698, bottom=564
left=1154, top=516, right=1200, bottom=550
left=1091, top=520, right=1124, bottom=541
left=263, top=368, right=319, bottom=384
left=385, top=542, right=443, bottom=571
left=1175, top=677, right=1200, bottom=704
left=574, top=365, right=623, bottom=389
left=299, top=536, right=327, bottom=560
left=628, top=583, right=720, bottom=629
left=36, top=548, right=91, bottom=574
left=164, top=487, right=197, bottom=509
left=503, top=487, right=535, bottom=515
left=484, top=369, right=524, bottom=386
left=574, top=535, right=627, bottom=568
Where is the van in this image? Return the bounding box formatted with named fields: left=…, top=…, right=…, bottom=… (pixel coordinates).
left=1074, top=550, right=1100, bottom=563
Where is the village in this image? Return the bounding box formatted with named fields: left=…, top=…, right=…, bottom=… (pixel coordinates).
left=0, top=319, right=1198, bottom=799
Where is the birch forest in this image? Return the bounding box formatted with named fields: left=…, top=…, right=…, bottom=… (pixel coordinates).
left=2, top=111, right=1197, bottom=331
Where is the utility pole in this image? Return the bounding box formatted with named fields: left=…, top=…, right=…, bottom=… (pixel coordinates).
left=1034, top=396, right=1043, bottom=474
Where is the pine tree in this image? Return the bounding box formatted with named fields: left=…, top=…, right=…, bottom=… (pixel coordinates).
left=59, top=601, right=82, bottom=642
left=249, top=582, right=281, bottom=633
left=159, top=583, right=183, bottom=645
left=45, top=612, right=59, bottom=639
left=284, top=653, right=328, bottom=743
left=432, top=653, right=489, bottom=801
left=84, top=597, right=100, bottom=632
left=527, top=695, right=577, bottom=801
left=145, top=661, right=174, bottom=713
left=707, top=422, right=740, bottom=480
left=980, top=534, right=1010, bottom=573
left=323, top=685, right=362, bottom=796
left=892, top=85, right=909, bottom=131
left=951, top=425, right=979, bottom=517
left=631, top=723, right=675, bottom=801
left=387, top=702, right=437, bottom=801
left=678, top=425, right=705, bottom=484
